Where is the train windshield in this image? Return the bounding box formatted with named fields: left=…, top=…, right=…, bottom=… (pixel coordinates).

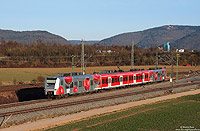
left=46, top=78, right=57, bottom=87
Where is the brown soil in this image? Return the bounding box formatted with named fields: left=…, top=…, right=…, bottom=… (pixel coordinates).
left=0, top=91, right=19, bottom=104
left=0, top=86, right=45, bottom=104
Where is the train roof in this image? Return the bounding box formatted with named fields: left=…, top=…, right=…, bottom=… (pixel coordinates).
left=55, top=72, right=82, bottom=77
left=46, top=67, right=165, bottom=79
left=68, top=74, right=93, bottom=79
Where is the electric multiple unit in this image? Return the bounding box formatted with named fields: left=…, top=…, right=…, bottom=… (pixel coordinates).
left=44, top=68, right=167, bottom=98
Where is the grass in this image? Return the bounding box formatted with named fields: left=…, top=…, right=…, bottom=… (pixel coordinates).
left=0, top=65, right=199, bottom=82
left=45, top=93, right=200, bottom=131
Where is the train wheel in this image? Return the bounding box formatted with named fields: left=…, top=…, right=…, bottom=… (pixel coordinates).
left=47, top=95, right=52, bottom=99
left=64, top=94, right=68, bottom=98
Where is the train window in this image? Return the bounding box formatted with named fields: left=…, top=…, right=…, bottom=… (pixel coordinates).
left=102, top=79, right=105, bottom=84
left=65, top=85, right=69, bottom=89
left=120, top=77, right=122, bottom=82
left=123, top=77, right=127, bottom=81
left=141, top=75, right=143, bottom=80
left=74, top=82, right=78, bottom=87
left=112, top=78, right=114, bottom=83
left=106, top=79, right=108, bottom=84
left=60, top=80, right=63, bottom=85
left=115, top=78, right=117, bottom=82
left=109, top=78, right=111, bottom=83
left=79, top=81, right=82, bottom=87
left=134, top=76, right=136, bottom=80
left=70, top=83, right=73, bottom=88
left=129, top=76, right=131, bottom=81
left=90, top=80, right=93, bottom=85
left=118, top=77, right=119, bottom=82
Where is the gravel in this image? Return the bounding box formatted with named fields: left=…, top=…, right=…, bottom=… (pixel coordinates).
left=0, top=76, right=200, bottom=128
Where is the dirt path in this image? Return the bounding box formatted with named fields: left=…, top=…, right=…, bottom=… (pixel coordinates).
left=1, top=89, right=200, bottom=131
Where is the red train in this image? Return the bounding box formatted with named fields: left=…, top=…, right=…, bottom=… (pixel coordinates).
left=44, top=68, right=167, bottom=98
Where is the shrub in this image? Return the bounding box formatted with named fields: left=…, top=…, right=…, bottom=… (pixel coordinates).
left=32, top=79, right=37, bottom=83
left=13, top=78, right=17, bottom=85
left=18, top=81, right=24, bottom=85
left=37, top=75, right=45, bottom=82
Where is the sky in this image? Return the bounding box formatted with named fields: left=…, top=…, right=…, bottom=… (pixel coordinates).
left=0, top=0, right=200, bottom=40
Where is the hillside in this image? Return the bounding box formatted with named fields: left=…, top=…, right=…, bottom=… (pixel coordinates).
left=99, top=25, right=200, bottom=50
left=171, top=31, right=200, bottom=50
left=0, top=29, right=69, bottom=44
left=69, top=40, right=99, bottom=45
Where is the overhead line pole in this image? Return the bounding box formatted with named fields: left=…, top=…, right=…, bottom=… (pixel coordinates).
left=156, top=43, right=158, bottom=69
left=81, top=40, right=85, bottom=75
left=131, top=41, right=134, bottom=70
left=176, top=54, right=179, bottom=82
left=72, top=55, right=74, bottom=73
left=171, top=49, right=174, bottom=88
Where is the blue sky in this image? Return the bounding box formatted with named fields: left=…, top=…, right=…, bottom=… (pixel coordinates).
left=0, top=0, right=199, bottom=40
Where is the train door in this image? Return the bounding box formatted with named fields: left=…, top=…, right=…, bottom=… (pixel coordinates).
left=60, top=79, right=68, bottom=94
left=70, top=79, right=78, bottom=94
left=120, top=76, right=123, bottom=85
left=142, top=73, right=144, bottom=83
left=162, top=69, right=165, bottom=80
left=134, top=74, right=136, bottom=84
left=108, top=77, right=111, bottom=87
left=149, top=71, right=154, bottom=82
left=155, top=71, right=158, bottom=81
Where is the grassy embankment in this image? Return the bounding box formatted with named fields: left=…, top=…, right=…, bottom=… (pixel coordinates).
left=0, top=66, right=199, bottom=84
left=46, top=93, right=200, bottom=131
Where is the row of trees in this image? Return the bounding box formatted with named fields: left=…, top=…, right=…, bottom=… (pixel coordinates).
left=0, top=40, right=199, bottom=68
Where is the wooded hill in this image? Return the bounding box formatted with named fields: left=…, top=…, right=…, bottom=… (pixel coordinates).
left=0, top=29, right=69, bottom=45
left=99, top=25, right=200, bottom=50
left=1, top=25, right=200, bottom=50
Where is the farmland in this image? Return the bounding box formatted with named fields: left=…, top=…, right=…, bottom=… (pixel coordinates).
left=46, top=93, right=200, bottom=131
left=0, top=65, right=199, bottom=84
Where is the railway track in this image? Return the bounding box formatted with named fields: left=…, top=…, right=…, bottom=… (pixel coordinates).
left=0, top=80, right=199, bottom=118
left=0, top=73, right=199, bottom=110
left=0, top=79, right=168, bottom=109
left=0, top=71, right=198, bottom=92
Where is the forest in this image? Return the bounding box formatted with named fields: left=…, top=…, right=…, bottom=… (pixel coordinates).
left=0, top=39, right=199, bottom=68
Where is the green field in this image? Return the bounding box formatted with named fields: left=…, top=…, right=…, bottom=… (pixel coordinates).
left=45, top=93, right=200, bottom=131
left=0, top=66, right=199, bottom=83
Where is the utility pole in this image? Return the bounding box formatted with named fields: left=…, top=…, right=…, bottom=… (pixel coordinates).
left=81, top=40, right=85, bottom=75
left=156, top=43, right=158, bottom=69
left=131, top=41, right=134, bottom=70
left=171, top=49, right=174, bottom=88
left=72, top=55, right=74, bottom=73
left=176, top=54, right=179, bottom=82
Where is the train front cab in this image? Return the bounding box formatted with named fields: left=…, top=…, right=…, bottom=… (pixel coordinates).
left=45, top=77, right=69, bottom=98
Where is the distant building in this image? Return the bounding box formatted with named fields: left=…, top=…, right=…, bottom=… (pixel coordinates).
left=159, top=42, right=170, bottom=52
left=96, top=50, right=112, bottom=53
left=163, top=42, right=170, bottom=52
left=176, top=49, right=185, bottom=52
left=107, top=50, right=112, bottom=53
left=96, top=50, right=102, bottom=53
